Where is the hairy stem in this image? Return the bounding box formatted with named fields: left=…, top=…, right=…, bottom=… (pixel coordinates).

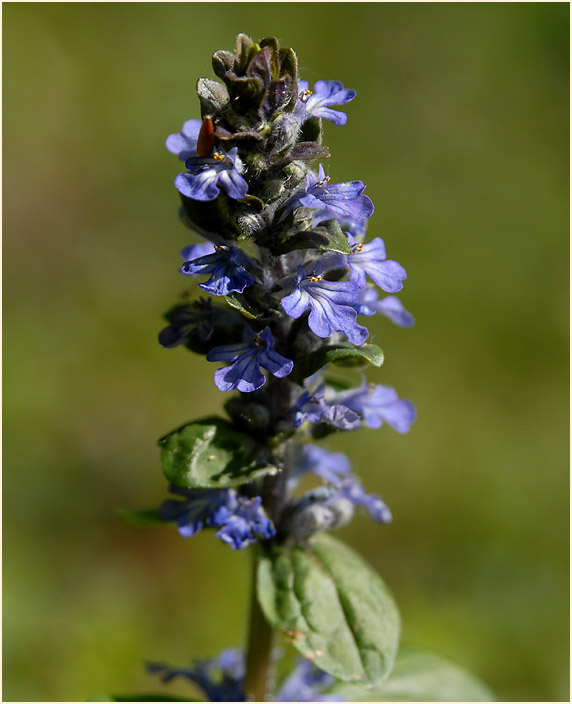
left=244, top=544, right=274, bottom=701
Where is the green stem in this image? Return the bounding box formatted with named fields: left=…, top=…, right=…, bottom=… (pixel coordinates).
left=244, top=545, right=274, bottom=701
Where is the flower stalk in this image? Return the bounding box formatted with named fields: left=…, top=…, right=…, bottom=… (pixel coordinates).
left=244, top=545, right=275, bottom=702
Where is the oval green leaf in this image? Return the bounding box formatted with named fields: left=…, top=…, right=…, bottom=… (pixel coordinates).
left=330, top=645, right=496, bottom=701
left=294, top=343, right=383, bottom=382
left=159, top=417, right=275, bottom=489
left=257, top=533, right=400, bottom=686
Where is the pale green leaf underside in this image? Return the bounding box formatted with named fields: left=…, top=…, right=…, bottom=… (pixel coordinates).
left=330, top=645, right=496, bottom=701
left=257, top=533, right=400, bottom=686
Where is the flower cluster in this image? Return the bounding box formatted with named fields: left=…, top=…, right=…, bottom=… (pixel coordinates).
left=159, top=485, right=275, bottom=550
left=147, top=649, right=343, bottom=702
left=156, top=33, right=416, bottom=554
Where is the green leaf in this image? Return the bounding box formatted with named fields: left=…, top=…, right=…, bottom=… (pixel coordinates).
left=330, top=645, right=496, bottom=701
left=273, top=219, right=351, bottom=256
left=224, top=293, right=258, bottom=319
left=159, top=417, right=275, bottom=489
left=117, top=507, right=164, bottom=527
left=257, top=533, right=400, bottom=686
left=90, top=694, right=193, bottom=702
left=294, top=343, right=384, bottom=382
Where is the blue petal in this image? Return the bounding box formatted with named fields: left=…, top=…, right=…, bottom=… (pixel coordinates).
left=379, top=399, right=417, bottom=433
left=306, top=106, right=348, bottom=126
left=297, top=445, right=352, bottom=484
left=313, top=80, right=356, bottom=105
left=180, top=241, right=215, bottom=262
left=213, top=351, right=266, bottom=392
left=345, top=322, right=369, bottom=345
left=261, top=347, right=294, bottom=378
left=166, top=133, right=197, bottom=161
left=359, top=237, right=387, bottom=260
left=281, top=286, right=311, bottom=319
left=301, top=276, right=362, bottom=339
left=376, top=296, right=415, bottom=327
left=341, top=479, right=392, bottom=523
left=362, top=259, right=407, bottom=292
left=206, top=341, right=253, bottom=363
left=307, top=278, right=359, bottom=305
left=321, top=404, right=361, bottom=430
left=218, top=168, right=249, bottom=200
left=182, top=119, right=202, bottom=139
left=216, top=517, right=257, bottom=549
left=175, top=170, right=220, bottom=201
left=310, top=180, right=366, bottom=203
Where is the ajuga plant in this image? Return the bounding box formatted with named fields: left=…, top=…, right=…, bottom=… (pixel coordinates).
left=110, top=34, right=494, bottom=704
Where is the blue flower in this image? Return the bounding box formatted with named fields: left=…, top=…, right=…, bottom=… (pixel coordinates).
left=216, top=495, right=275, bottom=549
left=160, top=485, right=275, bottom=549
left=337, top=477, right=392, bottom=523
left=333, top=379, right=416, bottom=432
left=275, top=658, right=344, bottom=702
left=147, top=648, right=246, bottom=702
left=159, top=485, right=235, bottom=538
left=165, top=118, right=202, bottom=161
left=354, top=286, right=415, bottom=327
left=300, top=165, right=374, bottom=227
left=175, top=146, right=249, bottom=201
left=290, top=446, right=391, bottom=524
left=158, top=298, right=215, bottom=348
left=207, top=325, right=293, bottom=393
left=181, top=244, right=254, bottom=297
left=281, top=264, right=368, bottom=345
left=292, top=444, right=351, bottom=484
left=180, top=241, right=216, bottom=261
left=346, top=234, right=407, bottom=293
left=296, top=79, right=356, bottom=126
left=293, top=385, right=360, bottom=430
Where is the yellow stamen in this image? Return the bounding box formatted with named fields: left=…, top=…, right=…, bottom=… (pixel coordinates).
left=314, top=176, right=330, bottom=188
left=299, top=89, right=313, bottom=103
left=308, top=274, right=323, bottom=283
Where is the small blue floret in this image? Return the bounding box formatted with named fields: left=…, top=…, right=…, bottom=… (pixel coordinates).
left=281, top=263, right=368, bottom=345
left=176, top=146, right=248, bottom=201
left=207, top=325, right=293, bottom=393
left=181, top=244, right=254, bottom=297
left=333, top=379, right=417, bottom=432
left=159, top=485, right=275, bottom=549
left=296, top=79, right=356, bottom=127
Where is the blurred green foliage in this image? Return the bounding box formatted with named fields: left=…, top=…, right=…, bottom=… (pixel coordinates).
left=3, top=3, right=569, bottom=701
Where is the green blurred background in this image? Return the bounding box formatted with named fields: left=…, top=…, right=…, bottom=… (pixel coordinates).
left=3, top=3, right=569, bottom=701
